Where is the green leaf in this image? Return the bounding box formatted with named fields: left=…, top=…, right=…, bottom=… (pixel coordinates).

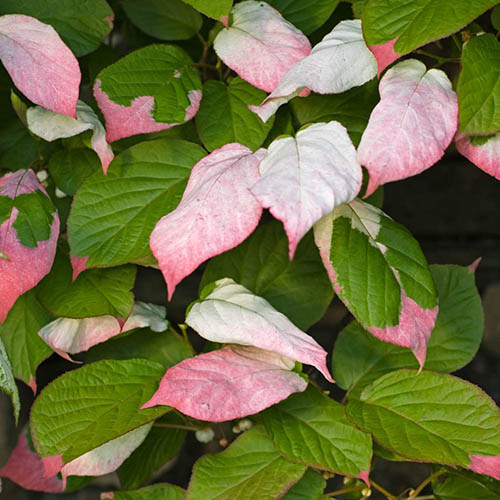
left=68, top=139, right=205, bottom=268
left=87, top=328, right=193, bottom=369
left=30, top=359, right=168, bottom=462
left=196, top=78, right=274, bottom=152
left=333, top=264, right=484, bottom=398
left=121, top=0, right=202, bottom=41
left=260, top=386, right=372, bottom=476
left=118, top=413, right=187, bottom=490
left=37, top=249, right=136, bottom=318
left=201, top=221, right=333, bottom=330
left=458, top=34, right=500, bottom=135
left=267, top=0, right=339, bottom=34
left=0, top=196, right=11, bottom=226
left=0, top=290, right=53, bottom=389
left=187, top=426, right=307, bottom=500
left=348, top=0, right=367, bottom=18
left=492, top=6, right=500, bottom=32
left=107, top=484, right=185, bottom=500
left=290, top=80, right=379, bottom=146
left=362, top=0, right=498, bottom=55
left=12, top=190, right=56, bottom=248
left=281, top=468, right=326, bottom=500
left=433, top=467, right=500, bottom=500
left=0, top=119, right=38, bottom=171
left=0, top=0, right=114, bottom=57
left=180, top=0, right=232, bottom=20
left=346, top=369, right=500, bottom=466
left=0, top=336, right=20, bottom=423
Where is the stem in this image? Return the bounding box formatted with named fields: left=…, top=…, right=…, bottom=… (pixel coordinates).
left=153, top=423, right=200, bottom=431
left=451, top=33, right=462, bottom=52
left=413, top=496, right=434, bottom=500
left=415, top=50, right=460, bottom=65
left=324, top=485, right=364, bottom=497
left=408, top=470, right=445, bottom=499
left=370, top=480, right=399, bottom=500
left=193, top=62, right=219, bottom=70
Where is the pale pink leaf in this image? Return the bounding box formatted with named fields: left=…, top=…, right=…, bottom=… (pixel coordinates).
left=368, top=38, right=400, bottom=76
left=0, top=170, right=59, bottom=323
left=213, top=0, right=311, bottom=92
left=358, top=59, right=458, bottom=196
left=150, top=143, right=264, bottom=299
left=187, top=278, right=333, bottom=382
left=468, top=454, right=500, bottom=481
left=250, top=20, right=377, bottom=122
left=26, top=100, right=114, bottom=173
left=141, top=345, right=308, bottom=422
left=0, top=14, right=80, bottom=117
left=0, top=428, right=64, bottom=493
left=251, top=121, right=362, bottom=258
left=455, top=132, right=500, bottom=180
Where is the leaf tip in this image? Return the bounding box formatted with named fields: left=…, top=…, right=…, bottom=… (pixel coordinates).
left=469, top=257, right=482, bottom=273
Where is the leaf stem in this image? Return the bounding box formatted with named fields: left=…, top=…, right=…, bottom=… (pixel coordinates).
left=451, top=34, right=462, bottom=52
left=370, top=479, right=399, bottom=500
left=193, top=62, right=219, bottom=71
left=324, top=484, right=364, bottom=497
left=414, top=50, right=460, bottom=64
left=408, top=470, right=445, bottom=499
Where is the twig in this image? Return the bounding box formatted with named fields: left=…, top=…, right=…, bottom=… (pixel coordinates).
left=324, top=484, right=364, bottom=497
left=408, top=470, right=445, bottom=499
left=370, top=479, right=399, bottom=500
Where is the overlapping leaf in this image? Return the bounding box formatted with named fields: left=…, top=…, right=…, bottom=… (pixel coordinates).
left=102, top=483, right=185, bottom=500
left=432, top=468, right=500, bottom=500
left=281, top=469, right=326, bottom=500
left=181, top=0, right=232, bottom=20
left=456, top=132, right=500, bottom=180
left=0, top=337, right=19, bottom=422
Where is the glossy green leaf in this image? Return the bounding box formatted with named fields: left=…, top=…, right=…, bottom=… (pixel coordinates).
left=281, top=468, right=326, bottom=500
left=0, top=290, right=53, bottom=390
left=0, top=119, right=38, bottom=171
left=333, top=264, right=484, bottom=397
left=346, top=370, right=500, bottom=466
left=267, top=0, right=339, bottom=34
left=187, top=426, right=307, bottom=500
left=261, top=386, right=372, bottom=476
left=196, top=78, right=274, bottom=152
left=0, top=0, right=114, bottom=56
left=37, top=250, right=136, bottom=318
left=201, top=221, right=333, bottom=330
left=121, top=0, right=202, bottom=40
left=181, top=0, right=232, bottom=20
left=105, top=484, right=185, bottom=500
left=433, top=468, right=500, bottom=500
left=458, top=34, right=500, bottom=135
left=0, top=336, right=19, bottom=423
left=118, top=413, right=187, bottom=490
left=68, top=139, right=205, bottom=268
left=362, top=0, right=497, bottom=55
left=30, top=359, right=168, bottom=462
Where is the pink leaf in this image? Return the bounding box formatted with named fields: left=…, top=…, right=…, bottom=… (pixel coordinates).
left=141, top=345, right=308, bottom=422
left=213, top=0, right=311, bottom=92
left=0, top=429, right=64, bottom=493
left=0, top=14, right=80, bottom=117
left=0, top=170, right=59, bottom=323
left=368, top=38, right=400, bottom=76
left=455, top=132, right=500, bottom=180
left=251, top=122, right=362, bottom=258
left=150, top=143, right=264, bottom=299
left=70, top=255, right=89, bottom=281
left=468, top=454, right=500, bottom=481
left=94, top=82, right=202, bottom=143
left=187, top=278, right=333, bottom=382
left=358, top=59, right=458, bottom=196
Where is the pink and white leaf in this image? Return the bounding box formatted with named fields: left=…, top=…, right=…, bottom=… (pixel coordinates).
left=150, top=143, right=264, bottom=300
left=455, top=132, right=500, bottom=180
left=141, top=345, right=307, bottom=422
left=213, top=0, right=311, bottom=92
left=250, top=20, right=377, bottom=122
left=358, top=59, right=458, bottom=196
left=187, top=278, right=333, bottom=382
left=251, top=121, right=362, bottom=258
left=368, top=38, right=400, bottom=76
left=0, top=170, right=59, bottom=323
left=0, top=14, right=80, bottom=117
left=27, top=100, right=114, bottom=173
left=0, top=428, right=64, bottom=493
left=468, top=454, right=500, bottom=481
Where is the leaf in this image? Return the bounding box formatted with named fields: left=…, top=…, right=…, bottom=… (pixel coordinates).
left=102, top=483, right=185, bottom=500
left=250, top=20, right=377, bottom=122
left=0, top=290, right=53, bottom=392
left=457, top=34, right=500, bottom=136
left=187, top=278, right=333, bottom=382
left=121, top=302, right=168, bottom=333
left=433, top=468, right=500, bottom=500
left=455, top=132, right=500, bottom=180
left=150, top=143, right=264, bottom=299
left=281, top=468, right=326, bottom=500
left=251, top=121, right=362, bottom=258
left=118, top=413, right=187, bottom=490
left=362, top=0, right=497, bottom=72
left=0, top=170, right=59, bottom=323
left=314, top=198, right=437, bottom=367
left=27, top=100, right=114, bottom=173
left=187, top=426, right=307, bottom=499
left=357, top=59, right=457, bottom=196
left=37, top=249, right=136, bottom=319
left=181, top=0, right=232, bottom=20
left=333, top=264, right=484, bottom=397
left=121, top=0, right=201, bottom=41
left=0, top=14, right=80, bottom=117
left=142, top=345, right=308, bottom=422
left=68, top=139, right=205, bottom=269
left=261, top=386, right=372, bottom=477
left=196, top=78, right=275, bottom=152
left=346, top=369, right=500, bottom=479
left=201, top=221, right=333, bottom=330
left=0, top=118, right=38, bottom=171
left=213, top=0, right=311, bottom=92
left=30, top=359, right=168, bottom=463
left=94, top=44, right=202, bottom=142
left=0, top=0, right=114, bottom=57
left=267, top=0, right=339, bottom=34
left=0, top=336, right=19, bottom=422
